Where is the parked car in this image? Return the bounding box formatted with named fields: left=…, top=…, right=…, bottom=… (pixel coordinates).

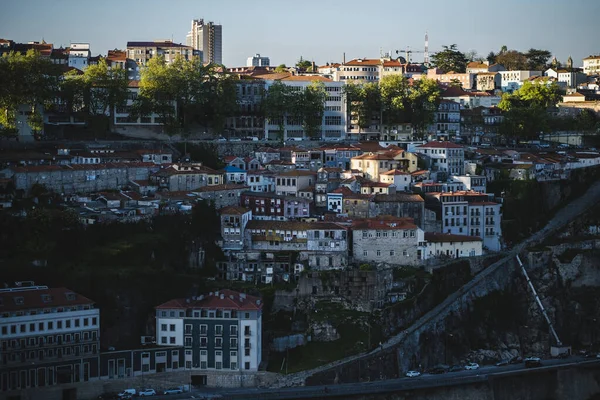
left=449, top=365, right=464, bottom=372
left=465, top=362, right=480, bottom=370
left=495, top=360, right=509, bottom=367
left=229, top=138, right=241, bottom=142
left=524, top=357, right=542, bottom=368
left=163, top=387, right=184, bottom=395
left=216, top=137, right=227, bottom=142
left=117, top=389, right=136, bottom=398
left=405, top=370, right=421, bottom=378
left=138, top=389, right=156, bottom=397
left=428, top=364, right=449, bottom=374
left=509, top=356, right=523, bottom=364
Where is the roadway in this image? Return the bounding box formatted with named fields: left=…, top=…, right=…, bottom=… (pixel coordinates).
left=143, top=357, right=600, bottom=400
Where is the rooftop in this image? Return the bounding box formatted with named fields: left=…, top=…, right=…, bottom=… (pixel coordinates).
left=418, top=141, right=464, bottom=149
left=0, top=285, right=94, bottom=313
left=352, top=216, right=417, bottom=230
left=156, top=289, right=262, bottom=311
left=425, top=232, right=482, bottom=243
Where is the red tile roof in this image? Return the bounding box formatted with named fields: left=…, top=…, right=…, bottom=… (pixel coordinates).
left=344, top=58, right=381, bottom=66
left=220, top=205, right=250, bottom=215
left=380, top=169, right=410, bottom=175
left=0, top=286, right=94, bottom=312
left=156, top=289, right=262, bottom=311
left=196, top=184, right=249, bottom=192
left=425, top=232, right=482, bottom=243
left=418, top=141, right=464, bottom=149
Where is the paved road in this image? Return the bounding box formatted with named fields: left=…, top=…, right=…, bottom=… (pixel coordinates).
left=161, top=357, right=600, bottom=400
left=271, top=178, right=600, bottom=387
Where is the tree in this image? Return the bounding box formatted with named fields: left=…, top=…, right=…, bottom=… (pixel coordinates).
left=296, top=57, right=312, bottom=70
left=525, top=48, right=552, bottom=71
left=465, top=50, right=482, bottom=63
left=495, top=50, right=527, bottom=70
left=408, top=78, right=442, bottom=138
left=576, top=109, right=599, bottom=132
left=82, top=58, right=129, bottom=128
left=430, top=44, right=468, bottom=73
left=274, top=64, right=287, bottom=73
left=300, top=81, right=327, bottom=138
left=486, top=51, right=497, bottom=64
left=263, top=81, right=295, bottom=140
left=380, top=75, right=410, bottom=128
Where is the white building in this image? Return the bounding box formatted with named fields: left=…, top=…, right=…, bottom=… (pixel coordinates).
left=246, top=171, right=276, bottom=192
left=156, top=290, right=262, bottom=371
left=499, top=70, right=542, bottom=92
left=352, top=217, right=425, bottom=266
left=424, top=232, right=483, bottom=259
left=247, top=54, right=270, bottom=67
left=186, top=19, right=222, bottom=64
left=275, top=170, right=315, bottom=196
left=68, top=43, right=91, bottom=70
left=544, top=68, right=588, bottom=88
left=0, top=283, right=100, bottom=390
left=451, top=175, right=487, bottom=192
left=434, top=191, right=502, bottom=251
left=259, top=74, right=346, bottom=141
left=379, top=169, right=412, bottom=191
left=414, top=141, right=465, bottom=175
left=583, top=55, right=600, bottom=75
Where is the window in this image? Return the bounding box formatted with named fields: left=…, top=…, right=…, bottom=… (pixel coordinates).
left=170, top=324, right=176, bottom=332
left=74, top=319, right=80, bottom=328
left=161, top=337, right=167, bottom=344
left=92, top=317, right=97, bottom=325
left=245, top=361, right=251, bottom=370
left=230, top=326, right=238, bottom=336
left=169, top=337, right=176, bottom=344
left=200, top=337, right=207, bottom=348
left=215, top=338, right=223, bottom=348
left=363, top=250, right=368, bottom=256
left=215, top=325, right=223, bottom=335
left=200, top=325, right=208, bottom=335
left=83, top=318, right=89, bottom=327
left=66, top=320, right=71, bottom=328
left=57, top=321, right=62, bottom=329
left=230, top=338, right=238, bottom=348
left=390, top=250, right=395, bottom=256
left=376, top=250, right=381, bottom=257
left=161, top=324, right=167, bottom=332
left=185, top=337, right=192, bottom=347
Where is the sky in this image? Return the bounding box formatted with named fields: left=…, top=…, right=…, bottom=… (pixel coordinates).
left=1, top=0, right=599, bottom=68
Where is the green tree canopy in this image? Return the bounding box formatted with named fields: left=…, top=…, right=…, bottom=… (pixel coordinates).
left=274, top=64, right=287, bottom=73
left=495, top=50, right=527, bottom=70
left=525, top=48, right=552, bottom=71
left=430, top=44, right=468, bottom=73
left=300, top=81, right=327, bottom=138
left=296, top=57, right=312, bottom=70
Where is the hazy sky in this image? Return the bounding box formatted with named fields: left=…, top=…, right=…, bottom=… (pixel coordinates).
left=1, top=0, right=598, bottom=67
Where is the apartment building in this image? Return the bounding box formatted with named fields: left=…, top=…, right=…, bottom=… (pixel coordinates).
left=432, top=100, right=461, bottom=140
left=68, top=43, right=91, bottom=71
left=126, top=40, right=197, bottom=66
left=333, top=57, right=412, bottom=83
left=429, top=190, right=502, bottom=251
left=414, top=141, right=465, bottom=175
left=352, top=216, right=425, bottom=266
left=583, top=55, right=600, bottom=75
left=151, top=163, right=223, bottom=192
left=275, top=170, right=315, bottom=196
left=424, top=232, right=483, bottom=259
left=186, top=19, right=222, bottom=64
left=220, top=206, right=252, bottom=252
left=247, top=54, right=270, bottom=67
left=257, top=73, right=346, bottom=141
left=350, top=149, right=419, bottom=181
left=241, top=192, right=311, bottom=220
left=425, top=68, right=476, bottom=90
left=499, top=70, right=542, bottom=92
left=0, top=284, right=100, bottom=392
left=155, top=290, right=262, bottom=371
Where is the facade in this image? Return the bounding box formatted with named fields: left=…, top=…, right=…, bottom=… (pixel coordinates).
left=258, top=74, right=346, bottom=141
left=151, top=163, right=222, bottom=192
left=432, top=191, right=502, bottom=251
left=220, top=206, right=252, bottom=251
left=451, top=175, right=486, bottom=192
left=246, top=170, right=276, bottom=193
left=350, top=150, right=418, bottom=181
left=155, top=290, right=262, bottom=371
left=126, top=41, right=197, bottom=66
left=332, top=57, right=414, bottom=83
left=241, top=191, right=311, bottom=220
left=195, top=184, right=248, bottom=209
left=68, top=43, right=90, bottom=70
left=247, top=54, right=270, bottom=67
left=426, top=69, right=475, bottom=90
left=424, top=232, right=483, bottom=259
left=186, top=19, right=223, bottom=65
left=499, top=70, right=542, bottom=92
left=321, top=146, right=362, bottom=169
left=0, top=284, right=100, bottom=392
left=476, top=72, right=501, bottom=91
left=275, top=170, right=315, bottom=196
left=414, top=141, right=465, bottom=175
left=373, top=193, right=425, bottom=228
left=433, top=100, right=461, bottom=139
left=583, top=55, right=600, bottom=75
left=352, top=217, right=425, bottom=266
left=544, top=68, right=588, bottom=88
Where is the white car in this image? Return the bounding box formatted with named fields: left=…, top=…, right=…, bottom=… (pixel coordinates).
left=405, top=370, right=421, bottom=377
left=163, top=387, right=184, bottom=395
left=138, top=389, right=156, bottom=397
left=465, top=362, right=480, bottom=370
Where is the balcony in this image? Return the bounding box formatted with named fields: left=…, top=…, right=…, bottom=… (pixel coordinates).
left=244, top=343, right=251, bottom=349
left=244, top=330, right=252, bottom=337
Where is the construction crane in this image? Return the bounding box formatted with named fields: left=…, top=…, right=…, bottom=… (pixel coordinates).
left=395, top=46, right=424, bottom=64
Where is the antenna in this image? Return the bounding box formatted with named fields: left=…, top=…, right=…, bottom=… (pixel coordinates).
left=424, top=31, right=430, bottom=65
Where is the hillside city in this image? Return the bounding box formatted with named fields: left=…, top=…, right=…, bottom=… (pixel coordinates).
left=2, top=17, right=600, bottom=400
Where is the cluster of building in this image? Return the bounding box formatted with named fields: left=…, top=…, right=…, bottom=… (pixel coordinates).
left=0, top=283, right=262, bottom=396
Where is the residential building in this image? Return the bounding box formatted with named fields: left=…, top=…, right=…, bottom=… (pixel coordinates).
left=441, top=86, right=502, bottom=109
left=321, top=146, right=362, bottom=169
left=379, top=169, right=412, bottom=192
left=451, top=175, right=486, bottom=192
left=246, top=170, right=276, bottom=193
left=476, top=72, right=501, bottom=91
left=247, top=54, right=270, bottom=67
left=241, top=192, right=311, bottom=220
left=195, top=184, right=248, bottom=209
left=155, top=290, right=262, bottom=371
left=544, top=68, right=588, bottom=88
left=275, top=170, right=315, bottom=196
left=373, top=193, right=425, bottom=228
left=244, top=220, right=348, bottom=269
left=499, top=70, right=542, bottom=92
left=186, top=19, right=222, bottom=64
left=256, top=73, right=346, bottom=141
left=583, top=55, right=600, bottom=75
left=224, top=166, right=247, bottom=184
left=68, top=43, right=91, bottom=71
left=332, top=57, right=416, bottom=83
left=113, top=80, right=175, bottom=126
left=350, top=149, right=418, bottom=181
left=352, top=216, right=425, bottom=266
left=254, top=147, right=280, bottom=165
left=460, top=106, right=504, bottom=145
left=414, top=141, right=465, bottom=175
left=429, top=190, right=502, bottom=251
left=424, top=68, right=476, bottom=90
left=424, top=232, right=483, bottom=259
left=432, top=100, right=461, bottom=139
left=227, top=79, right=265, bottom=138
left=151, top=163, right=222, bottom=192
left=126, top=40, right=197, bottom=67
left=220, top=206, right=252, bottom=251
left=341, top=191, right=376, bottom=218
left=137, top=149, right=173, bottom=164
left=0, top=283, right=100, bottom=392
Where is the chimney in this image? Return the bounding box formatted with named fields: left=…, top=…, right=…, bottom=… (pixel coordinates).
left=220, top=294, right=225, bottom=300
left=343, top=52, right=346, bottom=64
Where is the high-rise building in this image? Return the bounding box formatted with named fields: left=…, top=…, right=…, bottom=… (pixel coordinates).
left=186, top=19, right=222, bottom=65
left=246, top=54, right=270, bottom=67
